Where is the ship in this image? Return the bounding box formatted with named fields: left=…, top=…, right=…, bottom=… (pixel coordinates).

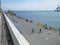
left=55, top=0, right=60, bottom=12
left=55, top=5, right=60, bottom=12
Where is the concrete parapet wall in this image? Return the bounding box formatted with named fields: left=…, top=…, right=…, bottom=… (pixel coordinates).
left=3, top=13, right=30, bottom=45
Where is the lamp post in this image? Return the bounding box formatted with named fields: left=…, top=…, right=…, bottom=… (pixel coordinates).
left=0, top=1, right=2, bottom=13
left=0, top=1, right=1, bottom=10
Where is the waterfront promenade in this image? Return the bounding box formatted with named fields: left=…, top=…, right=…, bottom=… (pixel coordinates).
left=7, top=14, right=60, bottom=45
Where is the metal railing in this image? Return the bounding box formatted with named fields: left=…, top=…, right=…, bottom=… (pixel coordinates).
left=3, top=13, right=30, bottom=45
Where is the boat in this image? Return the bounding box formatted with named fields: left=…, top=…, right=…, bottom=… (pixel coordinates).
left=55, top=5, right=60, bottom=12
left=55, top=0, right=60, bottom=12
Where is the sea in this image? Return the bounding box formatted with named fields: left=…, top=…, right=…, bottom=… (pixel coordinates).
left=13, top=11, right=60, bottom=30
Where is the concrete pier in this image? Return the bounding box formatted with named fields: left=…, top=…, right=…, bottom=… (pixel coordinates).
left=7, top=14, right=60, bottom=45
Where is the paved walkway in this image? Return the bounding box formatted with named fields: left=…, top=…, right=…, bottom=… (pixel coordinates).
left=8, top=14, right=60, bottom=45
left=0, top=13, right=3, bottom=45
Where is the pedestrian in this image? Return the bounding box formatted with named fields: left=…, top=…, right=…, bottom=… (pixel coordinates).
left=58, top=28, right=60, bottom=35
left=38, top=29, right=41, bottom=33
left=45, top=24, right=47, bottom=29
left=32, top=29, right=34, bottom=33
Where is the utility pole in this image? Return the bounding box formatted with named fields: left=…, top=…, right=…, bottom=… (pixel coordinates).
left=0, top=1, right=1, bottom=10
left=0, top=1, right=2, bottom=13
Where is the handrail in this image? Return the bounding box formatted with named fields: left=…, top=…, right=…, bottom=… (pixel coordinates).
left=3, top=13, right=30, bottom=45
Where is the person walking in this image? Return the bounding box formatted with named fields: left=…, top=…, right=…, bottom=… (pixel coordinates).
left=32, top=28, right=34, bottom=33
left=38, top=29, right=41, bottom=33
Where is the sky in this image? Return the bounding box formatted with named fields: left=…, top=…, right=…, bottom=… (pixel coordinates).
left=1, top=0, right=60, bottom=10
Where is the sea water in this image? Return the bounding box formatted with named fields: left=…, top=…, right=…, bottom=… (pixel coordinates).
left=14, top=11, right=60, bottom=30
